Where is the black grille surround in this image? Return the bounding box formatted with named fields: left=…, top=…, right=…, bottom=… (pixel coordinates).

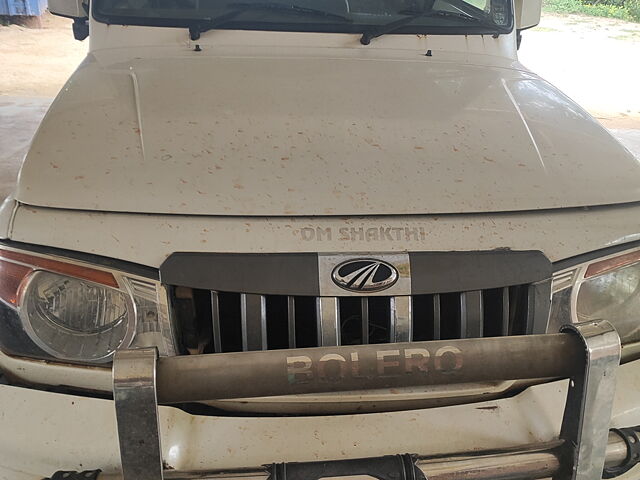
left=163, top=251, right=553, bottom=355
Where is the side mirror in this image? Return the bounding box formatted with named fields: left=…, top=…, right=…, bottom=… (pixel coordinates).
left=49, top=0, right=86, bottom=18
left=49, top=0, right=90, bottom=41
left=514, top=0, right=541, bottom=49
left=514, top=0, right=542, bottom=30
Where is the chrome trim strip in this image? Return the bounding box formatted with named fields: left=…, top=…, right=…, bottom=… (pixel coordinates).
left=240, top=294, right=267, bottom=351
left=211, top=292, right=222, bottom=353
left=287, top=296, right=296, bottom=349
left=528, top=280, right=552, bottom=335
left=361, top=298, right=369, bottom=344
left=433, top=294, right=441, bottom=340
left=526, top=284, right=536, bottom=335
left=502, top=287, right=510, bottom=336
left=460, top=291, right=483, bottom=338
left=113, top=348, right=163, bottom=480
left=316, top=297, right=340, bottom=346
left=390, top=296, right=412, bottom=342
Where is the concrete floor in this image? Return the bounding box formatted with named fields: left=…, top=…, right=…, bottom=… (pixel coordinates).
left=0, top=97, right=51, bottom=201
left=1, top=96, right=639, bottom=203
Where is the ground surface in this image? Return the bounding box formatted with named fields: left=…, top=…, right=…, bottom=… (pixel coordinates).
left=0, top=13, right=86, bottom=98
left=0, top=13, right=639, bottom=201
left=519, top=14, right=640, bottom=129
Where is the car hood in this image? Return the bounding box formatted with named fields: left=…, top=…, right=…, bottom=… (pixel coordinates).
left=16, top=47, right=640, bottom=216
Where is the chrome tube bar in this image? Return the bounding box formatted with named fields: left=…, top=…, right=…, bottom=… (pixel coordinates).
left=155, top=332, right=584, bottom=403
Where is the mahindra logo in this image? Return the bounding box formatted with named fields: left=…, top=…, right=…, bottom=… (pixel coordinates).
left=331, top=259, right=399, bottom=293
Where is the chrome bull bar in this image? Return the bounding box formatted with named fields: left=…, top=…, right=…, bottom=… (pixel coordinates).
left=111, top=320, right=626, bottom=480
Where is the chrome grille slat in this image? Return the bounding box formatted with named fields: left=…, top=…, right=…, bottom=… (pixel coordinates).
left=460, top=291, right=483, bottom=339
left=502, top=287, right=510, bottom=336
left=240, top=294, right=267, bottom=351
left=361, top=298, right=369, bottom=344
left=317, top=297, right=340, bottom=346
left=210, top=291, right=222, bottom=353
left=525, top=281, right=551, bottom=335
left=433, top=294, right=442, bottom=340
left=526, top=284, right=536, bottom=335
left=287, top=296, right=296, bottom=348
left=390, top=296, right=412, bottom=342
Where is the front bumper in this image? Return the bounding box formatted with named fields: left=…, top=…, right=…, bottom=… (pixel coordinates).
left=1, top=321, right=640, bottom=480
left=2, top=377, right=639, bottom=479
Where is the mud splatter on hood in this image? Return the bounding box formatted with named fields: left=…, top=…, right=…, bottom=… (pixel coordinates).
left=16, top=50, right=640, bottom=216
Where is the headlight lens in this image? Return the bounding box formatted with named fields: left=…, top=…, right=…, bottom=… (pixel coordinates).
left=0, top=247, right=176, bottom=363
left=21, top=271, right=134, bottom=361
left=552, top=247, right=640, bottom=345
left=576, top=260, right=640, bottom=344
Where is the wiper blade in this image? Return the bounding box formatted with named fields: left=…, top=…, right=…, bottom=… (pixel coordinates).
left=233, top=2, right=352, bottom=22
left=360, top=9, right=498, bottom=45
left=428, top=10, right=498, bottom=26
left=188, top=2, right=352, bottom=40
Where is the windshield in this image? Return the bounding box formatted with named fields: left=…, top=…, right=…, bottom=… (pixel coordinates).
left=94, top=0, right=513, bottom=37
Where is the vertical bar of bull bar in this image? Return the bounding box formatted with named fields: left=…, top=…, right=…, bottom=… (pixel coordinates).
left=113, top=348, right=164, bottom=480
left=556, top=320, right=621, bottom=480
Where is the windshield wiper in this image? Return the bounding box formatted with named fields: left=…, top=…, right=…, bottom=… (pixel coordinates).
left=188, top=2, right=352, bottom=40
left=360, top=9, right=499, bottom=45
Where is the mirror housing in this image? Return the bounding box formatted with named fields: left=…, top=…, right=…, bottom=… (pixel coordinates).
left=514, top=0, right=542, bottom=30
left=49, top=0, right=89, bottom=41
left=49, top=0, right=86, bottom=19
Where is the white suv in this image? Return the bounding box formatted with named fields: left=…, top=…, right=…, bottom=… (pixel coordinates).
left=0, top=1, right=639, bottom=478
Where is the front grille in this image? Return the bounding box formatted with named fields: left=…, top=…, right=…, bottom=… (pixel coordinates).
left=170, top=285, right=541, bottom=354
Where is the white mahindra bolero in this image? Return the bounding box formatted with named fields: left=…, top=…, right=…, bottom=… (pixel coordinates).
left=1, top=0, right=639, bottom=479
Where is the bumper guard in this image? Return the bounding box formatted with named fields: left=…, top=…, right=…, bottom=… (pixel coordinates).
left=106, top=320, right=634, bottom=480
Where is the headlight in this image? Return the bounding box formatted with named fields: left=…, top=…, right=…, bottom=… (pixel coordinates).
left=0, top=246, right=176, bottom=363
left=551, top=247, right=640, bottom=345
left=21, top=272, right=134, bottom=361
